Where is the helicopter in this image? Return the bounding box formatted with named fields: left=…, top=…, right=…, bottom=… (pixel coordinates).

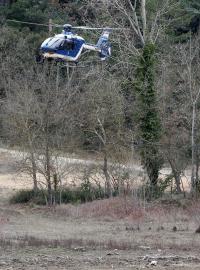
left=7, top=20, right=122, bottom=64
left=40, top=24, right=112, bottom=63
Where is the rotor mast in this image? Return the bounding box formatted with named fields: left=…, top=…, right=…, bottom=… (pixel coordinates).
left=63, top=24, right=73, bottom=34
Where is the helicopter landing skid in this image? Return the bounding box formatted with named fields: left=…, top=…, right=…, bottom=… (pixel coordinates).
left=60, top=60, right=107, bottom=69
left=61, top=62, right=79, bottom=68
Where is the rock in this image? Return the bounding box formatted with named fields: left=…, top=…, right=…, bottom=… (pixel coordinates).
left=150, top=260, right=157, bottom=266
left=106, top=251, right=119, bottom=256
left=73, top=247, right=86, bottom=252
left=125, top=226, right=134, bottom=231
left=139, top=246, right=151, bottom=250
left=195, top=226, right=200, bottom=233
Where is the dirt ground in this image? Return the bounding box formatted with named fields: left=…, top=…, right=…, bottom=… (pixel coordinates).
left=0, top=150, right=200, bottom=269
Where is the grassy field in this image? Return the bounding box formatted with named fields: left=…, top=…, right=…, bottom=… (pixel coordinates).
left=0, top=151, right=200, bottom=269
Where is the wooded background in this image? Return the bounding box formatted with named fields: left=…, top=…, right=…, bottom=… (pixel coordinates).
left=1, top=0, right=200, bottom=204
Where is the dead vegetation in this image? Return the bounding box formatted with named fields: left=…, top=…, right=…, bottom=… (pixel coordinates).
left=0, top=152, right=200, bottom=269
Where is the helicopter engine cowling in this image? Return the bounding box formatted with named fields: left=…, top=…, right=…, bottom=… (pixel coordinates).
left=99, top=41, right=111, bottom=61
left=97, top=29, right=111, bottom=60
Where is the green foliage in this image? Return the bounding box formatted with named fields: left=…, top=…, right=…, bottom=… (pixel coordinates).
left=4, top=0, right=48, bottom=32
left=2, top=0, right=90, bottom=30
left=0, top=26, right=45, bottom=76
left=135, top=43, right=163, bottom=189
left=167, top=0, right=200, bottom=42
left=182, top=0, right=200, bottom=14
left=10, top=186, right=106, bottom=205
left=138, top=176, right=172, bottom=201
left=10, top=189, right=36, bottom=204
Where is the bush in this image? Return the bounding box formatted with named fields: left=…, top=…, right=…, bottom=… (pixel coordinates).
left=10, top=189, right=35, bottom=204
left=10, top=189, right=45, bottom=204
left=136, top=176, right=173, bottom=201
left=10, top=186, right=106, bottom=205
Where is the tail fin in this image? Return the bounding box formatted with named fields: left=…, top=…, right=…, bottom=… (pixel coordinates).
left=97, top=29, right=111, bottom=60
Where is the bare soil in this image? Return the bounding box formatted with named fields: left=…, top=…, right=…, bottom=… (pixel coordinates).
left=0, top=151, right=199, bottom=269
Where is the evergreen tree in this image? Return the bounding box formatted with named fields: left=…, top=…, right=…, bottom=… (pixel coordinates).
left=135, top=43, right=163, bottom=192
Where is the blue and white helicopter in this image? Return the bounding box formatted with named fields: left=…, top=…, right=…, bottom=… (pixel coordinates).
left=8, top=20, right=121, bottom=63
left=40, top=24, right=112, bottom=63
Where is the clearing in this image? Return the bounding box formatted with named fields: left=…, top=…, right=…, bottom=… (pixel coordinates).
left=0, top=150, right=199, bottom=269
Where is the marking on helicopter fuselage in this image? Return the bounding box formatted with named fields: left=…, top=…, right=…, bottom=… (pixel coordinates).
left=43, top=44, right=84, bottom=62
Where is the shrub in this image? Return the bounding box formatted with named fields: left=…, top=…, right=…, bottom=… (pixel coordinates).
left=10, top=189, right=36, bottom=204
left=136, top=176, right=173, bottom=201
left=10, top=186, right=106, bottom=205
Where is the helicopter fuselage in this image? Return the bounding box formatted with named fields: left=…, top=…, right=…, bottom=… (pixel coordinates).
left=40, top=32, right=100, bottom=62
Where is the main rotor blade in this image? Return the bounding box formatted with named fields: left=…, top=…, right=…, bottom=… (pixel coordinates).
left=7, top=19, right=50, bottom=27
left=6, top=20, right=125, bottom=31
left=73, top=26, right=124, bottom=30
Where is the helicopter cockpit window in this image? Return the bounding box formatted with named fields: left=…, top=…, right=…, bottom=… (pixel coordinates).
left=47, top=38, right=63, bottom=49
left=59, top=40, right=75, bottom=51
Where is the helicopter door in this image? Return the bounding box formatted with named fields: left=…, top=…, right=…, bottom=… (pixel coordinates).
left=59, top=39, right=75, bottom=51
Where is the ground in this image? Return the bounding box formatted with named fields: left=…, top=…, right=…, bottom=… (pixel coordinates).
left=0, top=150, right=199, bottom=269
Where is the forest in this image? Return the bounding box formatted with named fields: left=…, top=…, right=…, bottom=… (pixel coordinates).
left=1, top=1, right=200, bottom=270
left=0, top=0, right=200, bottom=204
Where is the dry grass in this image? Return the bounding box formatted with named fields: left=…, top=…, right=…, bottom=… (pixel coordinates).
left=0, top=235, right=134, bottom=250
left=52, top=197, right=193, bottom=221
left=1, top=151, right=200, bottom=269
left=52, top=197, right=145, bottom=220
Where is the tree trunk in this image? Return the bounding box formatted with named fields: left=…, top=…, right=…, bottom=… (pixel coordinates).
left=191, top=103, right=196, bottom=194
left=141, top=0, right=147, bottom=40
left=195, top=146, right=200, bottom=193
left=173, top=170, right=182, bottom=193
left=30, top=151, right=38, bottom=193
left=167, top=158, right=182, bottom=193
left=45, top=142, right=52, bottom=205
left=53, top=173, right=58, bottom=205
left=103, top=151, right=112, bottom=197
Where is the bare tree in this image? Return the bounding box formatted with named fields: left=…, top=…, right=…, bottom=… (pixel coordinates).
left=3, top=72, right=42, bottom=191
left=2, top=63, right=82, bottom=204
left=177, top=34, right=200, bottom=194
left=157, top=53, right=190, bottom=193
left=77, top=70, right=125, bottom=196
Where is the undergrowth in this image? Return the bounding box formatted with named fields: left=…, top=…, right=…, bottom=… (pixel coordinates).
left=10, top=187, right=113, bottom=205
